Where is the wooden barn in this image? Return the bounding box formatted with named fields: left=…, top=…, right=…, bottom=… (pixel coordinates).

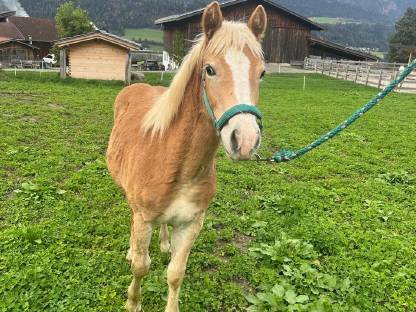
left=55, top=30, right=141, bottom=82
left=155, top=0, right=323, bottom=63
left=155, top=0, right=377, bottom=63
left=0, top=39, right=40, bottom=66
left=0, top=10, right=57, bottom=59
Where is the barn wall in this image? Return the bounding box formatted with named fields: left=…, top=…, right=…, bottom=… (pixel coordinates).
left=69, top=40, right=128, bottom=81
left=161, top=1, right=312, bottom=63
left=0, top=42, right=35, bottom=64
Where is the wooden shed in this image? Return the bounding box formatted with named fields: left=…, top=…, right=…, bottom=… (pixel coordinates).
left=55, top=30, right=141, bottom=82
left=155, top=0, right=323, bottom=63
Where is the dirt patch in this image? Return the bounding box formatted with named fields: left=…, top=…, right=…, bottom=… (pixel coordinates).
left=232, top=232, right=252, bottom=250
left=20, top=116, right=38, bottom=123
left=47, top=103, right=64, bottom=110
left=203, top=264, right=219, bottom=273
left=213, top=222, right=225, bottom=230
left=231, top=277, right=254, bottom=293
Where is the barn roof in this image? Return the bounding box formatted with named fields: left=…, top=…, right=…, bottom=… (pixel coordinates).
left=0, top=21, right=24, bottom=41
left=155, top=0, right=323, bottom=31
left=55, top=30, right=141, bottom=51
left=8, top=16, right=57, bottom=42
left=309, top=37, right=379, bottom=61
left=0, top=39, right=40, bottom=49
left=0, top=11, right=16, bottom=21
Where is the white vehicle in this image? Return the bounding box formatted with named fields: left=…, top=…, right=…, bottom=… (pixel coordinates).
left=43, top=54, right=57, bottom=66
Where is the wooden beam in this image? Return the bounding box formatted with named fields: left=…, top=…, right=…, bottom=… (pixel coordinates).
left=125, top=52, right=132, bottom=85
left=60, top=49, right=67, bottom=79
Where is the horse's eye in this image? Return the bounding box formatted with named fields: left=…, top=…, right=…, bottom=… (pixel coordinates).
left=206, top=65, right=216, bottom=77
left=260, top=70, right=266, bottom=80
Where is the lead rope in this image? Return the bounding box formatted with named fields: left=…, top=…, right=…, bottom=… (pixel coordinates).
left=255, top=59, right=416, bottom=163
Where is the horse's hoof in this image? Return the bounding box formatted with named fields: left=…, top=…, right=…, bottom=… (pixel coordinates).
left=125, top=301, right=142, bottom=312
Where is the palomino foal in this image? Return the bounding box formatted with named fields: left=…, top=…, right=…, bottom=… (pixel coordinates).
left=106, top=2, right=267, bottom=311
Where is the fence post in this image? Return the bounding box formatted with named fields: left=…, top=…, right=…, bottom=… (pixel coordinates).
left=345, top=64, right=349, bottom=80
left=125, top=52, right=132, bottom=85
left=366, top=65, right=370, bottom=86
left=336, top=62, right=340, bottom=78
left=354, top=65, right=359, bottom=83
left=378, top=69, right=383, bottom=89
left=329, top=60, right=333, bottom=76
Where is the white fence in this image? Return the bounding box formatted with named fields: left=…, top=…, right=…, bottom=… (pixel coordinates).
left=304, top=58, right=416, bottom=94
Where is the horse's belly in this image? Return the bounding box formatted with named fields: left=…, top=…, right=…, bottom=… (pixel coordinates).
left=155, top=195, right=203, bottom=226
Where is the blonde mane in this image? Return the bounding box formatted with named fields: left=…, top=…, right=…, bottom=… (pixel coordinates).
left=141, top=21, right=264, bottom=137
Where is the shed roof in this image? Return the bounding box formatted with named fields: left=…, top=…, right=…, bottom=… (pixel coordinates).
left=8, top=16, right=57, bottom=42
left=0, top=38, right=40, bottom=49
left=155, top=0, right=323, bottom=31
left=55, top=30, right=141, bottom=51
left=309, top=37, right=379, bottom=61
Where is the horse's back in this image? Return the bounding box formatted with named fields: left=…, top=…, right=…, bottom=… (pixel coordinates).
left=113, top=83, right=166, bottom=120
left=107, top=83, right=166, bottom=189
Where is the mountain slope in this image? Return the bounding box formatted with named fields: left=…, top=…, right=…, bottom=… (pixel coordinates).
left=11, top=0, right=415, bottom=30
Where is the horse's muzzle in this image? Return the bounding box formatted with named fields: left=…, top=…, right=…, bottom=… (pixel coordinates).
left=220, top=114, right=261, bottom=161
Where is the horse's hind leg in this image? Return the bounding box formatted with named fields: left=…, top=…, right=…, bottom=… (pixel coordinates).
left=125, top=212, right=152, bottom=312
left=160, top=224, right=170, bottom=253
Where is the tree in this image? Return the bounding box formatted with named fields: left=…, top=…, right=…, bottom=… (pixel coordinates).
left=55, top=2, right=94, bottom=38
left=388, top=8, right=416, bottom=63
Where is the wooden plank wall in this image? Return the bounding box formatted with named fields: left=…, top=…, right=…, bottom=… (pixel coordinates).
left=305, top=58, right=416, bottom=94
left=162, top=1, right=312, bottom=63
left=69, top=40, right=128, bottom=81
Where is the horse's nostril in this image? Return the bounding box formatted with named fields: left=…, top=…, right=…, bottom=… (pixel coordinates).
left=230, top=129, right=240, bottom=152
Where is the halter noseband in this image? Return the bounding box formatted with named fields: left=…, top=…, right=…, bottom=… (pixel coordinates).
left=202, top=71, right=263, bottom=133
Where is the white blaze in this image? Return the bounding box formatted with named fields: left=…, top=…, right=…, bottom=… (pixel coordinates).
left=224, top=49, right=252, bottom=104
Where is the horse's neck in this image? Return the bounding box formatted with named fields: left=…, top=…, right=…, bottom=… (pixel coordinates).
left=171, top=71, right=220, bottom=179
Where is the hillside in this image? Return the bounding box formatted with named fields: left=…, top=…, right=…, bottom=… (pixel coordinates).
left=6, top=0, right=414, bottom=31
left=1, top=0, right=413, bottom=51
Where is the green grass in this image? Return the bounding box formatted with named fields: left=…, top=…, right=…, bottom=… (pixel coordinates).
left=310, top=17, right=363, bottom=25
left=124, top=28, right=163, bottom=43
left=371, top=51, right=387, bottom=60
left=1, top=71, right=415, bottom=311
left=124, top=28, right=164, bottom=51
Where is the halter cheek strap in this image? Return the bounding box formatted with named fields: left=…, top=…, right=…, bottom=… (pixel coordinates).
left=202, top=79, right=263, bottom=133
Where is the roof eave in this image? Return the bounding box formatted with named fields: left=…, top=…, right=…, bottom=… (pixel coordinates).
left=55, top=32, right=140, bottom=51
left=309, top=38, right=379, bottom=61
left=154, top=0, right=323, bottom=31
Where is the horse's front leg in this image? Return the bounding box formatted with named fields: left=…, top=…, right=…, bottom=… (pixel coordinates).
left=126, top=212, right=153, bottom=312
left=165, top=213, right=205, bottom=312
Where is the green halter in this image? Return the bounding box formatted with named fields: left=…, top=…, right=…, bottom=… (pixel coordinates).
left=202, top=84, right=263, bottom=132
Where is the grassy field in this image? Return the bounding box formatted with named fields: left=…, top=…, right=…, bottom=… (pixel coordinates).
left=1, top=71, right=415, bottom=311
left=310, top=17, right=362, bottom=25
left=124, top=28, right=164, bottom=51
left=370, top=51, right=387, bottom=60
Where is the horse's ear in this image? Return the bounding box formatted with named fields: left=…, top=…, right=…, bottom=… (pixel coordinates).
left=248, top=5, right=267, bottom=41
left=202, top=1, right=223, bottom=40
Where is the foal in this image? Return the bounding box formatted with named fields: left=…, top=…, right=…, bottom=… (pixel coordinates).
left=107, top=2, right=267, bottom=311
